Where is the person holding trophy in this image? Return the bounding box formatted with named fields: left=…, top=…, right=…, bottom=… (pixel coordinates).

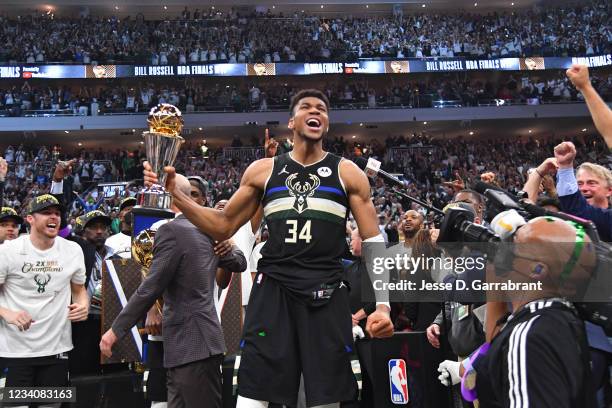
left=100, top=104, right=248, bottom=408
left=141, top=90, right=393, bottom=408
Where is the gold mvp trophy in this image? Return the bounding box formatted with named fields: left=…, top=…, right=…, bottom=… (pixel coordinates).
left=131, top=103, right=185, bottom=235
left=138, top=103, right=185, bottom=210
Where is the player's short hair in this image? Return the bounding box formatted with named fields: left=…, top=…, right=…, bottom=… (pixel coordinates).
left=289, top=89, right=330, bottom=117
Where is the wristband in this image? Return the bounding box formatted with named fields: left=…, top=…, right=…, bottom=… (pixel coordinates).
left=461, top=342, right=490, bottom=402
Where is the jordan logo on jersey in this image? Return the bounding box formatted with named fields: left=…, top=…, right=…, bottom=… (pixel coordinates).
left=285, top=173, right=320, bottom=214
left=278, top=165, right=289, bottom=175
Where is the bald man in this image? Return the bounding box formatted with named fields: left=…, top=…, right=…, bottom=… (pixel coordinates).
left=439, top=217, right=598, bottom=407
left=100, top=174, right=247, bottom=408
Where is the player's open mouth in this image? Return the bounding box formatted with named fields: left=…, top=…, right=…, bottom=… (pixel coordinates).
left=47, top=223, right=57, bottom=230
left=306, top=118, right=322, bottom=131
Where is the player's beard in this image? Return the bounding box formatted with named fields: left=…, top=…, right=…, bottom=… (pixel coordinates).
left=297, top=127, right=327, bottom=143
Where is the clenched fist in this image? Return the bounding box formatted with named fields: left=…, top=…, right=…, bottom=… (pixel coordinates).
left=553, top=142, right=576, bottom=169
left=366, top=305, right=394, bottom=338
left=566, top=64, right=591, bottom=92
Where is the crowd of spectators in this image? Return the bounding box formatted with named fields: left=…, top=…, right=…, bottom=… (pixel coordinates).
left=0, top=1, right=610, bottom=64
left=0, top=70, right=610, bottom=116
left=1, top=131, right=609, bottom=235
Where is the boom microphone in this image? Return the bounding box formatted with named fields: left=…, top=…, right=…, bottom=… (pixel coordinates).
left=354, top=157, right=408, bottom=189
left=354, top=157, right=444, bottom=215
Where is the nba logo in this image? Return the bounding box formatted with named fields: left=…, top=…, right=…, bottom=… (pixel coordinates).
left=388, top=359, right=409, bottom=404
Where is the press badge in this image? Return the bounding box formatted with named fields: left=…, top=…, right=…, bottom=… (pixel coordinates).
left=457, top=305, right=469, bottom=321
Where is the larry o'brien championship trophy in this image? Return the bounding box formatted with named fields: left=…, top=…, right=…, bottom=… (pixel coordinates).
left=101, top=104, right=184, bottom=364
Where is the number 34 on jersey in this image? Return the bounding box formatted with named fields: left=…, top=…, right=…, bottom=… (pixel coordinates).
left=284, top=220, right=312, bottom=243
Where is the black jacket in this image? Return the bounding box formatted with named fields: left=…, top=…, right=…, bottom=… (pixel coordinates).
left=67, top=235, right=97, bottom=288
left=51, top=182, right=96, bottom=286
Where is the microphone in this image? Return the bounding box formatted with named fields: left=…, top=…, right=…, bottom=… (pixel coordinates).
left=354, top=157, right=445, bottom=215
left=354, top=157, right=408, bottom=189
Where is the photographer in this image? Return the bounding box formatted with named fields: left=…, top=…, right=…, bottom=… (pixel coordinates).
left=439, top=217, right=598, bottom=407
left=427, top=190, right=488, bottom=408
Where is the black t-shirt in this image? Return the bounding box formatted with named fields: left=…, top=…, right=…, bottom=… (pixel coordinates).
left=385, top=225, right=399, bottom=244
left=474, top=299, right=595, bottom=408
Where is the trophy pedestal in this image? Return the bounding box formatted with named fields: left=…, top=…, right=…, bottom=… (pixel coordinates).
left=131, top=204, right=175, bottom=239
left=137, top=188, right=173, bottom=209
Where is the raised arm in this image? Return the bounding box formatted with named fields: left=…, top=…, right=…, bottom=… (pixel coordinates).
left=145, top=158, right=272, bottom=241
left=523, top=158, right=558, bottom=203
left=0, top=157, right=6, bottom=205
left=566, top=64, right=612, bottom=148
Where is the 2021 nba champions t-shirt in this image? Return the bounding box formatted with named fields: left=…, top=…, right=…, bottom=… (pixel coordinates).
left=0, top=235, right=86, bottom=358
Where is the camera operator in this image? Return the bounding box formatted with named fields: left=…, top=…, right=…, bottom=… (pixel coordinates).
left=551, top=141, right=612, bottom=406
left=427, top=190, right=487, bottom=408
left=438, top=216, right=598, bottom=407
left=427, top=190, right=487, bottom=354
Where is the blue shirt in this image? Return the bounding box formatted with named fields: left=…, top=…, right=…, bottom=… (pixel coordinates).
left=556, top=167, right=611, bottom=242
left=556, top=168, right=579, bottom=197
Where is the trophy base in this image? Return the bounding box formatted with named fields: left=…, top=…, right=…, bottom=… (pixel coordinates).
left=131, top=206, right=176, bottom=240
left=137, top=188, right=172, bottom=209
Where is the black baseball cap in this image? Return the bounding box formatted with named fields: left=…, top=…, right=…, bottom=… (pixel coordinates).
left=187, top=176, right=208, bottom=196
left=28, top=194, right=63, bottom=215
left=0, top=207, right=23, bottom=225
left=119, top=197, right=137, bottom=212
left=75, top=210, right=112, bottom=233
